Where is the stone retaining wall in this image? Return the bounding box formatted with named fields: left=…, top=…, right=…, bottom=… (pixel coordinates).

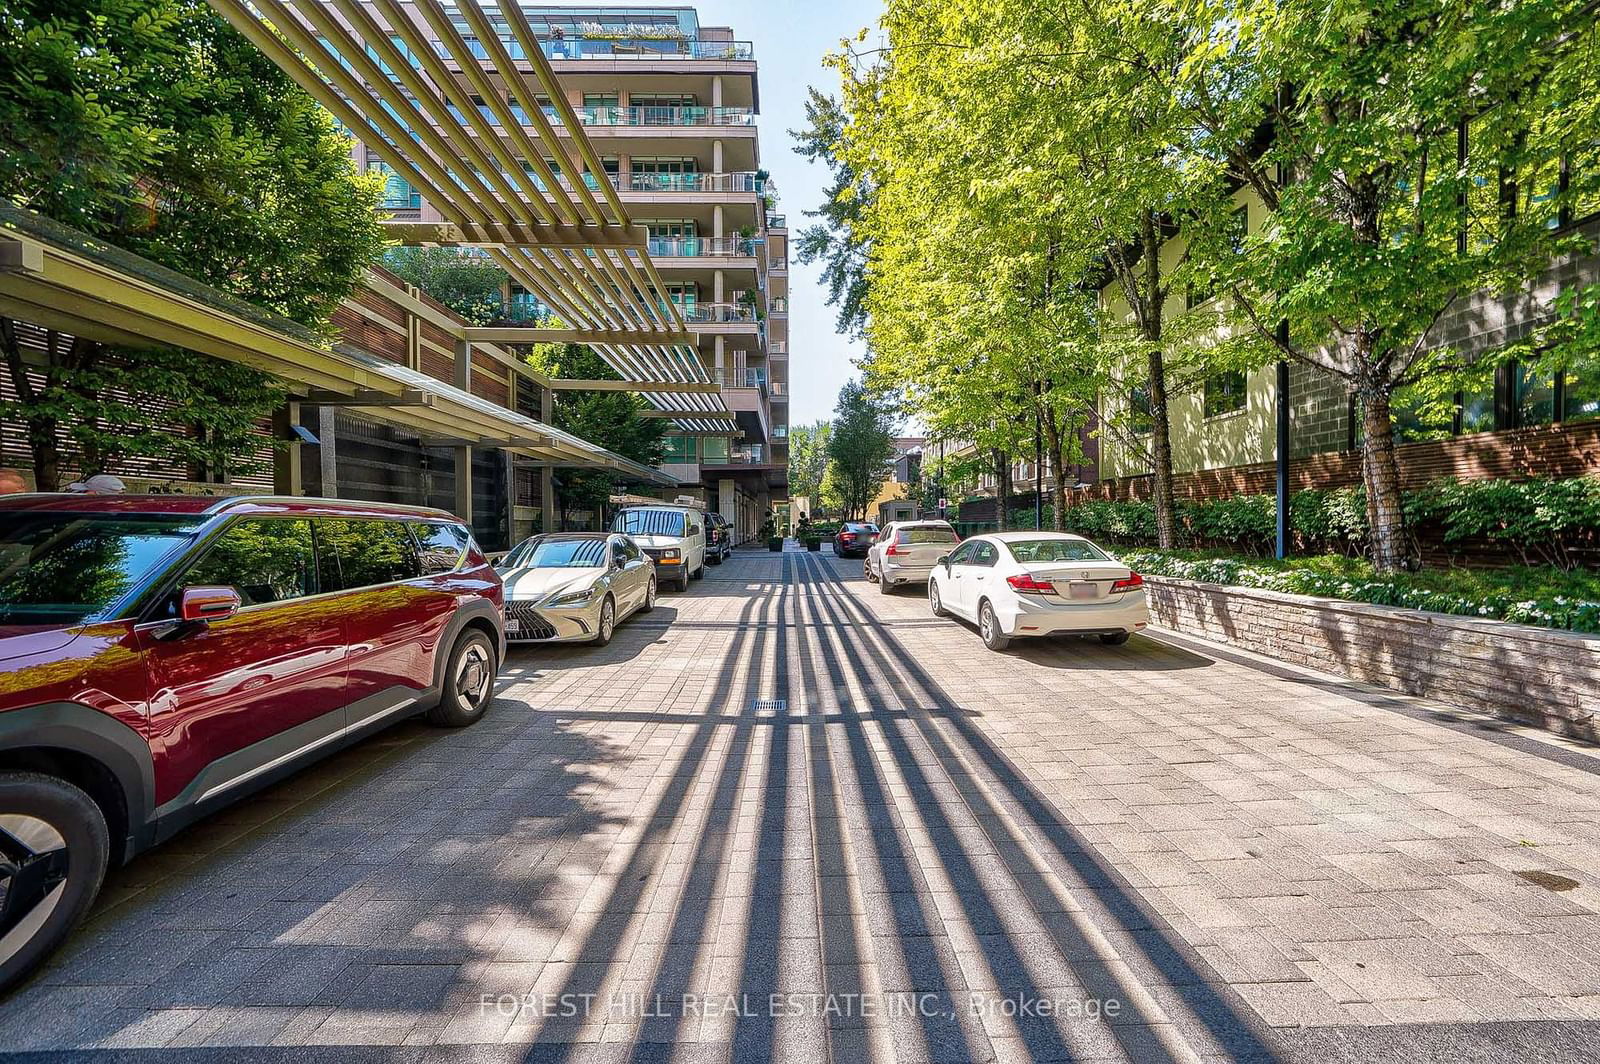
left=1145, top=575, right=1600, bottom=739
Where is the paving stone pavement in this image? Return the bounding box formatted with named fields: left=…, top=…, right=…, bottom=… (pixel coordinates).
left=6, top=546, right=1600, bottom=1062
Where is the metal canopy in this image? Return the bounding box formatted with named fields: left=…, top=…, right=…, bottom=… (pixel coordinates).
left=209, top=0, right=732, bottom=433
left=0, top=205, right=677, bottom=487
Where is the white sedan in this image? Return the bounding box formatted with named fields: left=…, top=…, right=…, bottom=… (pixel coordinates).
left=496, top=533, right=656, bottom=646
left=927, top=532, right=1150, bottom=651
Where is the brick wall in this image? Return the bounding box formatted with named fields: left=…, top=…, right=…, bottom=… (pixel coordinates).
left=1145, top=576, right=1600, bottom=739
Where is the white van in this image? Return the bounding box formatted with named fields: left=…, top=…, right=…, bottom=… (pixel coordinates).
left=611, top=504, right=706, bottom=591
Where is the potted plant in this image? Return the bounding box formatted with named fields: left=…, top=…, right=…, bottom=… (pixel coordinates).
left=762, top=514, right=779, bottom=551
left=806, top=536, right=822, bottom=552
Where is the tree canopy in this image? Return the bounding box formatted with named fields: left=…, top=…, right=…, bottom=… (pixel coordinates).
left=825, top=378, right=897, bottom=520
left=0, top=0, right=386, bottom=489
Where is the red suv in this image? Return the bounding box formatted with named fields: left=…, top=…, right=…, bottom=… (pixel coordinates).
left=0, top=495, right=504, bottom=990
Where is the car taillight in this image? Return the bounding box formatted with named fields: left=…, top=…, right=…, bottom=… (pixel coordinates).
left=1006, top=573, right=1055, bottom=594
left=1112, top=572, right=1144, bottom=592
left=885, top=544, right=909, bottom=556
left=841, top=533, right=855, bottom=542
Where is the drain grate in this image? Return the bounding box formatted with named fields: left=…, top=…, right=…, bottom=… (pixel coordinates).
left=751, top=698, right=787, bottom=712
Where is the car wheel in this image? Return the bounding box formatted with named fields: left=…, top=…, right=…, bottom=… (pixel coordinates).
left=640, top=577, right=657, bottom=613
left=690, top=562, right=704, bottom=580
left=979, top=600, right=1011, bottom=651
left=1099, top=631, right=1131, bottom=646
left=878, top=572, right=894, bottom=595
left=0, top=772, right=110, bottom=993
left=592, top=596, right=616, bottom=646
left=677, top=571, right=691, bottom=592
left=426, top=629, right=497, bottom=727
left=929, top=578, right=947, bottom=617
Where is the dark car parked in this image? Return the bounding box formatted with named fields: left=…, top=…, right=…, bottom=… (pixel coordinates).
left=705, top=512, right=733, bottom=564
left=0, top=494, right=503, bottom=991
left=832, top=521, right=880, bottom=559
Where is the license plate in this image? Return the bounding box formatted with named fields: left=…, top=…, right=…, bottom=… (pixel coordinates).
left=1068, top=581, right=1099, bottom=600
left=505, top=618, right=520, bottom=633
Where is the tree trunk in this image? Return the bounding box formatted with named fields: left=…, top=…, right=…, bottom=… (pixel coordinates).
left=993, top=449, right=1012, bottom=531
left=1358, top=387, right=1413, bottom=573
left=1042, top=409, right=1067, bottom=531
left=1146, top=346, right=1177, bottom=549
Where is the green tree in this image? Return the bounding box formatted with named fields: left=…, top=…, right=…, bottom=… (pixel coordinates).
left=826, top=378, right=896, bottom=520
left=1179, top=0, right=1600, bottom=571
left=0, top=0, right=385, bottom=490
left=786, top=419, right=832, bottom=505
left=383, top=247, right=512, bottom=326
left=524, top=343, right=667, bottom=528
left=791, top=87, right=873, bottom=337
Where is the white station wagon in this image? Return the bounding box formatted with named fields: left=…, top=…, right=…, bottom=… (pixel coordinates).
left=927, top=531, right=1150, bottom=651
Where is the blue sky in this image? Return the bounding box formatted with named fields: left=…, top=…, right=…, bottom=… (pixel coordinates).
left=685, top=0, right=885, bottom=426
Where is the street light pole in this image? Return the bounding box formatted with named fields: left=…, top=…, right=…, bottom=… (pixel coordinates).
left=1275, top=320, right=1291, bottom=560
left=1034, top=385, right=1043, bottom=531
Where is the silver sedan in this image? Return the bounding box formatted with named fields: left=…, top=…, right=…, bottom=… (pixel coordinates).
left=495, top=533, right=656, bottom=646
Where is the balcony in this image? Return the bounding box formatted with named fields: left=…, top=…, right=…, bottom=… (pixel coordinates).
left=768, top=340, right=787, bottom=356
left=623, top=172, right=765, bottom=194
left=765, top=213, right=787, bottom=229
left=668, top=302, right=757, bottom=324
left=770, top=297, right=788, bottom=315
left=444, top=36, right=755, bottom=63
left=576, top=105, right=756, bottom=128
left=703, top=445, right=767, bottom=465
left=647, top=236, right=759, bottom=258
left=769, top=381, right=788, bottom=401
left=772, top=425, right=789, bottom=440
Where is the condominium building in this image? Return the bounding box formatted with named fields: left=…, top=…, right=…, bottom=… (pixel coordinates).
left=360, top=4, right=790, bottom=542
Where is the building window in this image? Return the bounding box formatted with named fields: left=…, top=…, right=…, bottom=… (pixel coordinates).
left=1392, top=388, right=1454, bottom=442
left=662, top=436, right=696, bottom=462
left=1460, top=371, right=1496, bottom=434
left=1563, top=361, right=1600, bottom=423
left=1203, top=370, right=1247, bottom=418
left=701, top=437, right=730, bottom=464
left=1128, top=385, right=1153, bottom=434
left=1187, top=205, right=1246, bottom=310
left=1515, top=364, right=1557, bottom=427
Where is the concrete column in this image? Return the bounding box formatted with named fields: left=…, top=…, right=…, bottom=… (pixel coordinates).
left=719, top=479, right=737, bottom=543
left=271, top=400, right=304, bottom=496
left=454, top=446, right=473, bottom=523
left=318, top=406, right=338, bottom=497
left=714, top=268, right=724, bottom=305
left=713, top=204, right=724, bottom=239
left=540, top=386, right=557, bottom=532
left=714, top=336, right=726, bottom=384
left=713, top=139, right=724, bottom=174
left=712, top=75, right=723, bottom=107
left=454, top=338, right=472, bottom=392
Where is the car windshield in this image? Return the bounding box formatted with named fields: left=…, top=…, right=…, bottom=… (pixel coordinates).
left=0, top=512, right=207, bottom=625
left=507, top=538, right=609, bottom=568
left=1005, top=539, right=1110, bottom=563
left=897, top=527, right=958, bottom=545
left=613, top=509, right=685, bottom=538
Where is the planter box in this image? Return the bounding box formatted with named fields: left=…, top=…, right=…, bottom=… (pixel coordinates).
left=767, top=538, right=782, bottom=552
left=806, top=540, right=822, bottom=552
left=1144, top=575, right=1600, bottom=740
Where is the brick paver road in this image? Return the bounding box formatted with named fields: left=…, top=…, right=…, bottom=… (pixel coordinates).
left=7, top=546, right=1600, bottom=1062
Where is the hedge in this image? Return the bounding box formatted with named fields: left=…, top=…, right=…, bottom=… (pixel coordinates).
left=1048, top=475, right=1600, bottom=567
left=1120, top=549, right=1600, bottom=634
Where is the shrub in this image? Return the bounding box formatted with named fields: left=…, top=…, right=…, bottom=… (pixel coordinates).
left=1118, top=548, right=1600, bottom=634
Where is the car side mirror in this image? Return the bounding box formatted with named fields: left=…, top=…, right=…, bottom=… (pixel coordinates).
left=180, top=586, right=241, bottom=624
left=937, top=555, right=951, bottom=568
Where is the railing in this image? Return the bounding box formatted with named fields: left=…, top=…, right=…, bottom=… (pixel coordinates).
left=765, top=213, right=787, bottom=229
left=495, top=300, right=554, bottom=323
left=445, top=36, right=755, bottom=63
left=577, top=105, right=756, bottom=127
left=768, top=340, right=787, bottom=356
left=743, top=369, right=766, bottom=389
left=668, top=302, right=757, bottom=324
left=646, top=236, right=759, bottom=257
left=772, top=425, right=789, bottom=439
left=769, top=381, right=788, bottom=399
left=769, top=297, right=788, bottom=314
left=623, top=171, right=765, bottom=194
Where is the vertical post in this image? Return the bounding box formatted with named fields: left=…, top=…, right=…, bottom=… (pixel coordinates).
left=503, top=451, right=517, bottom=549
left=454, top=445, right=473, bottom=525
left=318, top=406, right=338, bottom=498
left=540, top=385, right=557, bottom=533
left=1033, top=390, right=1043, bottom=531
left=272, top=400, right=303, bottom=496
left=936, top=438, right=945, bottom=520
left=1275, top=321, right=1292, bottom=560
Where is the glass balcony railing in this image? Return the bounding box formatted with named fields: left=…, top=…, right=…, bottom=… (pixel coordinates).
left=443, top=35, right=755, bottom=63
left=646, top=236, right=759, bottom=257
left=768, top=340, right=787, bottom=356
left=577, top=105, right=756, bottom=127
left=667, top=302, right=758, bottom=324
left=765, top=213, right=787, bottom=229
left=769, top=297, right=788, bottom=314
left=769, top=381, right=788, bottom=399
left=624, top=171, right=765, bottom=194
left=772, top=425, right=789, bottom=439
